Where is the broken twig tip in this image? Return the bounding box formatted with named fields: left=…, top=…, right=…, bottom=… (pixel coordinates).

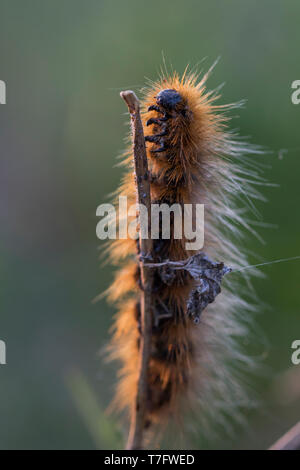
left=120, top=90, right=140, bottom=114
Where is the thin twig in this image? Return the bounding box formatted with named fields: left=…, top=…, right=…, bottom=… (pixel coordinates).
left=120, top=90, right=153, bottom=450
left=269, top=421, right=300, bottom=450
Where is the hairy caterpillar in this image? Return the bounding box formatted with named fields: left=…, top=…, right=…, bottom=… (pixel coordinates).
left=106, top=66, right=262, bottom=446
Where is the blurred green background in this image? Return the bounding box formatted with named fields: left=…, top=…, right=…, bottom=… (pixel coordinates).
left=0, top=0, right=299, bottom=450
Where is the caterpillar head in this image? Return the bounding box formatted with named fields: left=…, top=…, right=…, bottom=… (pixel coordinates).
left=156, top=89, right=182, bottom=111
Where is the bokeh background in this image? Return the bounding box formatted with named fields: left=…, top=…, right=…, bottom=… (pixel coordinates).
left=0, top=0, right=299, bottom=450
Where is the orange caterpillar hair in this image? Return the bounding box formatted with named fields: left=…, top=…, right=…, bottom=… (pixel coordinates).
left=106, top=66, right=261, bottom=444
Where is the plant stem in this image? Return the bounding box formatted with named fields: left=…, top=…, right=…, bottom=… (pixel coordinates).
left=120, top=90, right=153, bottom=450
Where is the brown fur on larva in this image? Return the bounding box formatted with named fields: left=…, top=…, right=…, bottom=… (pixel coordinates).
left=106, top=68, right=261, bottom=442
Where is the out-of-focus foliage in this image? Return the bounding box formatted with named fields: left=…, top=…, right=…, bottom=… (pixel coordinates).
left=0, top=0, right=299, bottom=449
